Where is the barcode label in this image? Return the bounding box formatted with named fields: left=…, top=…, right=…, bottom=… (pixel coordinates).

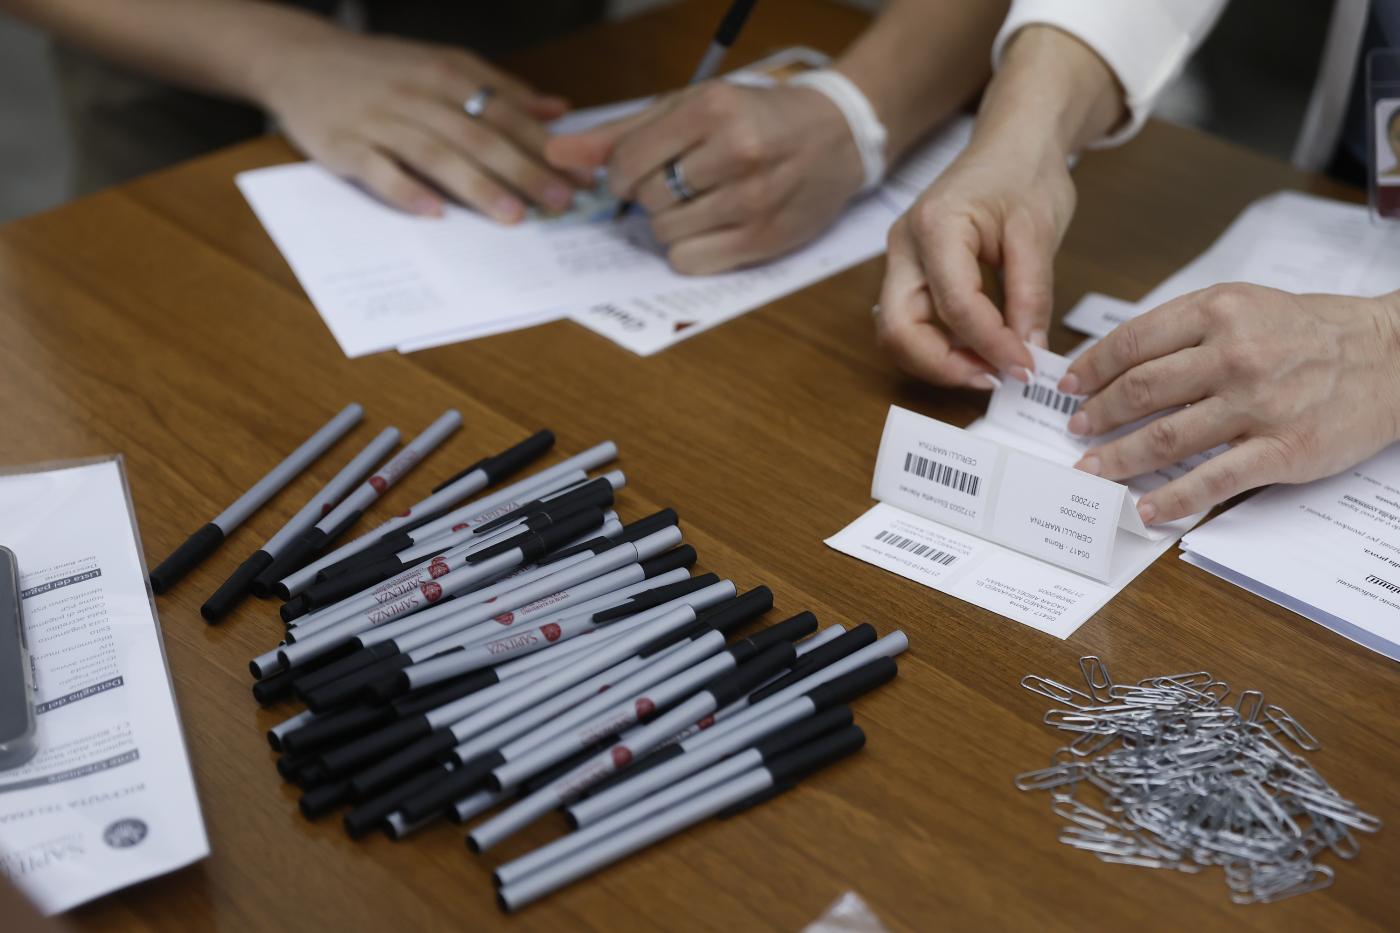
left=874, top=530, right=958, bottom=565
left=903, top=451, right=981, bottom=497
left=1022, top=382, right=1082, bottom=415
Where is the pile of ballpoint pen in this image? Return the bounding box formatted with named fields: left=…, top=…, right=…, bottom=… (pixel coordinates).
left=1015, top=657, right=1382, bottom=904
left=240, top=420, right=906, bottom=911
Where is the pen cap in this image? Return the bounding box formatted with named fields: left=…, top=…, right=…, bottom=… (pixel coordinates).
left=804, top=658, right=898, bottom=711
left=593, top=573, right=716, bottom=624
left=766, top=725, right=866, bottom=787
left=743, top=612, right=818, bottom=652
left=639, top=546, right=697, bottom=578
left=149, top=522, right=225, bottom=594
left=694, top=586, right=773, bottom=637
left=619, top=509, right=679, bottom=543
left=398, top=751, right=503, bottom=823
left=467, top=507, right=603, bottom=563
left=315, top=536, right=407, bottom=582
left=706, top=643, right=796, bottom=706
left=538, top=509, right=673, bottom=565
left=473, top=476, right=615, bottom=535
left=747, top=623, right=876, bottom=704
left=714, top=725, right=866, bottom=822
left=201, top=549, right=274, bottom=622
left=475, top=429, right=555, bottom=486
left=754, top=706, right=854, bottom=761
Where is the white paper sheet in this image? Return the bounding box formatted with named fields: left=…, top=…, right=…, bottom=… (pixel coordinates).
left=1181, top=446, right=1400, bottom=661
left=236, top=47, right=972, bottom=358
left=0, top=459, right=207, bottom=914
left=1061, top=191, right=1400, bottom=339
left=827, top=399, right=1201, bottom=639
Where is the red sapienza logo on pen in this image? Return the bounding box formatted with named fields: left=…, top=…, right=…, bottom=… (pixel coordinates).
left=369, top=475, right=388, bottom=493
left=634, top=697, right=655, bottom=718
left=542, top=623, right=562, bottom=642
left=421, top=582, right=443, bottom=602
left=611, top=746, right=633, bottom=768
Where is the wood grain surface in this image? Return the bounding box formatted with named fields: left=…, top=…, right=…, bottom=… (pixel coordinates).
left=0, top=1, right=1393, bottom=930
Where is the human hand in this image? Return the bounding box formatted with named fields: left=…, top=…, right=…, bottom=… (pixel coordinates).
left=1061, top=285, right=1400, bottom=524
left=256, top=27, right=575, bottom=221
left=546, top=79, right=865, bottom=274
left=875, top=133, right=1075, bottom=390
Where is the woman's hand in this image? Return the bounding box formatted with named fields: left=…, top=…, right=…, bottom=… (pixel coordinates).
left=876, top=137, right=1074, bottom=389
left=872, top=24, right=1124, bottom=390
left=1061, top=285, right=1400, bottom=524
left=546, top=79, right=865, bottom=274
left=256, top=27, right=576, bottom=222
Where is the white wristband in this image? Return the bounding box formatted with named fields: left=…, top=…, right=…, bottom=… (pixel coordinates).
left=788, top=69, right=888, bottom=191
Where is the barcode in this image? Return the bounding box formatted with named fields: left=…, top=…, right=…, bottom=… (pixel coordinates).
left=903, top=452, right=981, bottom=497
left=1022, top=382, right=1082, bottom=415
left=874, top=530, right=958, bottom=565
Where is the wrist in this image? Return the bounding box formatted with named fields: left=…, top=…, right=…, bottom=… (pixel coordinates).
left=1376, top=291, right=1400, bottom=442
left=787, top=86, right=866, bottom=196
left=788, top=69, right=888, bottom=191
left=976, top=25, right=1124, bottom=158
left=241, top=10, right=344, bottom=108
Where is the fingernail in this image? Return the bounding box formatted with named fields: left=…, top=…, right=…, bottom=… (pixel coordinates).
left=493, top=196, right=524, bottom=223
left=543, top=184, right=573, bottom=211
left=1029, top=329, right=1048, bottom=349
left=1010, top=366, right=1032, bottom=384
left=968, top=374, right=999, bottom=391
left=412, top=195, right=443, bottom=217
left=1075, top=455, right=1101, bottom=476
left=1138, top=501, right=1158, bottom=525
left=1058, top=372, right=1081, bottom=395
left=1067, top=411, right=1089, bottom=436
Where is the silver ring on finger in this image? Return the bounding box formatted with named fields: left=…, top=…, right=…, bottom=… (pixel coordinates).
left=663, top=158, right=698, bottom=203
left=463, top=85, right=495, bottom=120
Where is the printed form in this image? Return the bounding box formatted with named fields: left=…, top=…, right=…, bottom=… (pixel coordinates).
left=236, top=47, right=972, bottom=358
left=827, top=346, right=1209, bottom=639
left=1063, top=191, right=1400, bottom=339
left=0, top=459, right=206, bottom=914
left=1181, top=448, right=1400, bottom=661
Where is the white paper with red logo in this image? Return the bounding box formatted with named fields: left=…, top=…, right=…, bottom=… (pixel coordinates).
left=0, top=458, right=207, bottom=914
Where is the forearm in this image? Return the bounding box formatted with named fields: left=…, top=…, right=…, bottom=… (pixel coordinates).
left=835, top=0, right=1008, bottom=161
left=971, top=24, right=1124, bottom=158
left=1, top=0, right=337, bottom=105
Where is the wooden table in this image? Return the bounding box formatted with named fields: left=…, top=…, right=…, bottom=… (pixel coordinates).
left=1, top=1, right=1394, bottom=929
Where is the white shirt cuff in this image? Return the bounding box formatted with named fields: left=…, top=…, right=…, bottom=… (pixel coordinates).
left=992, top=0, right=1226, bottom=148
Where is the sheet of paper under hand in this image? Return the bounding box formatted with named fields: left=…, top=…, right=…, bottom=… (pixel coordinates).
left=236, top=47, right=974, bottom=358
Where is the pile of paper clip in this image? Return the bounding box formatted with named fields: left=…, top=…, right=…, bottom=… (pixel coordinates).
left=1014, top=657, right=1382, bottom=904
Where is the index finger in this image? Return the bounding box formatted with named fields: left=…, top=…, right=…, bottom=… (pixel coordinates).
left=1061, top=289, right=1209, bottom=395
left=920, top=215, right=1034, bottom=379
left=877, top=221, right=998, bottom=389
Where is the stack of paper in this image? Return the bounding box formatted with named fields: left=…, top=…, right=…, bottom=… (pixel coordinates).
left=1059, top=190, right=1400, bottom=659
left=1063, top=190, right=1400, bottom=339
left=236, top=48, right=972, bottom=358
left=1181, top=448, right=1400, bottom=661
